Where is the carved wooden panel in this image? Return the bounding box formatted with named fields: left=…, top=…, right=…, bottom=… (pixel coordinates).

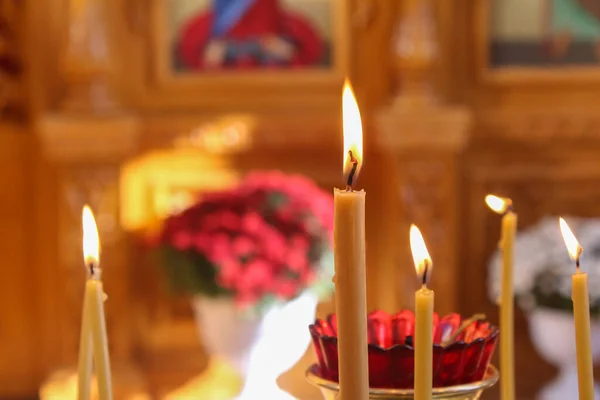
left=478, top=110, right=600, bottom=142
left=394, top=153, right=460, bottom=316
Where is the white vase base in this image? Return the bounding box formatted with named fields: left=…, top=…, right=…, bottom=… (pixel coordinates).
left=538, top=368, right=600, bottom=400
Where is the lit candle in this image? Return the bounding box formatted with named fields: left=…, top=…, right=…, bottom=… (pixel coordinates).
left=77, top=206, right=113, bottom=400
left=559, top=217, right=595, bottom=400
left=485, top=194, right=516, bottom=400
left=410, top=224, right=433, bottom=400
left=333, top=80, right=369, bottom=400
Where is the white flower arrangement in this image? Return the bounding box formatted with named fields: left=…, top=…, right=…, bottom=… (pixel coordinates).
left=488, top=216, right=600, bottom=314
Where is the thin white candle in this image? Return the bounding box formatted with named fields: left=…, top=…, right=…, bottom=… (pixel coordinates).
left=77, top=206, right=113, bottom=400
left=76, top=284, right=93, bottom=400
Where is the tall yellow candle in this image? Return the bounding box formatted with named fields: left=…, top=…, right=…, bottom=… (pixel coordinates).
left=410, top=225, right=433, bottom=400
left=333, top=80, right=369, bottom=400
left=77, top=206, right=113, bottom=400
left=77, top=280, right=93, bottom=400
left=559, top=218, right=595, bottom=400
left=485, top=195, right=516, bottom=400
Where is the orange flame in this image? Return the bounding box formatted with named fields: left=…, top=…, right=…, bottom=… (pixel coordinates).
left=485, top=194, right=512, bottom=214
left=82, top=205, right=100, bottom=268
left=342, top=80, right=363, bottom=188
left=410, top=224, right=432, bottom=286
left=559, top=217, right=582, bottom=262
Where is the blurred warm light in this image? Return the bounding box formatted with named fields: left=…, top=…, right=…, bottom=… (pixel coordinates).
left=164, top=358, right=241, bottom=400
left=409, top=224, right=432, bottom=284
left=342, top=80, right=363, bottom=183
left=39, top=370, right=151, bottom=400
left=174, top=114, right=254, bottom=154
left=120, top=150, right=239, bottom=231
left=82, top=205, right=100, bottom=267
left=559, top=217, right=582, bottom=262
left=162, top=191, right=195, bottom=216
left=485, top=194, right=511, bottom=214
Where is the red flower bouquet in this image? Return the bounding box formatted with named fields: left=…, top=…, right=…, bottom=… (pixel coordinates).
left=155, top=171, right=334, bottom=312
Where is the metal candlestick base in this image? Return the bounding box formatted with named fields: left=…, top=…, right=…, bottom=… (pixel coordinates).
left=306, top=365, right=499, bottom=400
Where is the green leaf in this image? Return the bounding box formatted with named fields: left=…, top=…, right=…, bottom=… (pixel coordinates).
left=155, top=246, right=233, bottom=298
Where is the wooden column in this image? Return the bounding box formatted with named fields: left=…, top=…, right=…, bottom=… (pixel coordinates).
left=374, top=0, right=470, bottom=314
left=35, top=0, right=146, bottom=394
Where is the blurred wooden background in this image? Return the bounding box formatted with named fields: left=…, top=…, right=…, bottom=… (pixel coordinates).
left=3, top=0, right=600, bottom=398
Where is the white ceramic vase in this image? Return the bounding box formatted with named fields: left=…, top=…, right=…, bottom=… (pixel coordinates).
left=193, top=292, right=319, bottom=399
left=528, top=308, right=600, bottom=400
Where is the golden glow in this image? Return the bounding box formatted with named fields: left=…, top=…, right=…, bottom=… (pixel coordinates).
left=485, top=194, right=511, bottom=214
left=559, top=217, right=582, bottom=262
left=119, top=149, right=240, bottom=231
left=342, top=79, right=363, bottom=185
left=173, top=114, right=255, bottom=154
left=409, top=224, right=432, bottom=285
left=82, top=205, right=100, bottom=267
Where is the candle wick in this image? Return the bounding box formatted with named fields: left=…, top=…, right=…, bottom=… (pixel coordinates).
left=575, top=246, right=583, bottom=272
left=504, top=202, right=514, bottom=215
left=89, top=263, right=96, bottom=277
left=421, top=261, right=430, bottom=286
left=345, top=150, right=359, bottom=191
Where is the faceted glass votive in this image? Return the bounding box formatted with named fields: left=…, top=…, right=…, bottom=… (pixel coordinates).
left=309, top=310, right=499, bottom=389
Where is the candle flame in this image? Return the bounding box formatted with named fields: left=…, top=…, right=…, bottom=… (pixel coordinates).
left=82, top=205, right=100, bottom=268
left=342, top=79, right=363, bottom=188
left=485, top=194, right=512, bottom=214
left=559, top=217, right=582, bottom=262
left=409, top=224, right=432, bottom=286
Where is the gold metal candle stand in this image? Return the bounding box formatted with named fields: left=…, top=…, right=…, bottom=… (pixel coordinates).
left=306, top=365, right=499, bottom=400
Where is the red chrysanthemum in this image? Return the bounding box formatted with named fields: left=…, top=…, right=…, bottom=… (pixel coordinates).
left=155, top=171, right=334, bottom=309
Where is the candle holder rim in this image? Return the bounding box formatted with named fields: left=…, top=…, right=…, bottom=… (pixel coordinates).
left=310, top=310, right=499, bottom=351
left=309, top=328, right=498, bottom=352
left=305, top=364, right=499, bottom=396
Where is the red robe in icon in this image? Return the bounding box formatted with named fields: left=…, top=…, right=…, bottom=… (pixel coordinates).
left=177, top=0, right=325, bottom=69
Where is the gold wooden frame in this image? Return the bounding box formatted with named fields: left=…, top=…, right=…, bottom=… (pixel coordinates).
left=148, top=0, right=348, bottom=107
left=474, top=0, right=600, bottom=85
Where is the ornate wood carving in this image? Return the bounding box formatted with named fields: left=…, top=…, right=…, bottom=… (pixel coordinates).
left=38, top=114, right=139, bottom=162
left=384, top=151, right=463, bottom=316
left=393, top=0, right=438, bottom=107
left=373, top=0, right=472, bottom=314
left=61, top=0, right=118, bottom=112
left=0, top=0, right=26, bottom=121
left=374, top=110, right=471, bottom=317
left=478, top=109, right=600, bottom=141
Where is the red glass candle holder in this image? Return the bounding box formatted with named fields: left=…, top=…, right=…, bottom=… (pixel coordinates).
left=309, top=310, right=498, bottom=389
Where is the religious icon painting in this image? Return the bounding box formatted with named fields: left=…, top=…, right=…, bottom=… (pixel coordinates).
left=169, top=0, right=334, bottom=71
left=150, top=0, right=347, bottom=107
left=475, top=0, right=600, bottom=84
left=155, top=0, right=346, bottom=73
left=489, top=0, right=600, bottom=67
